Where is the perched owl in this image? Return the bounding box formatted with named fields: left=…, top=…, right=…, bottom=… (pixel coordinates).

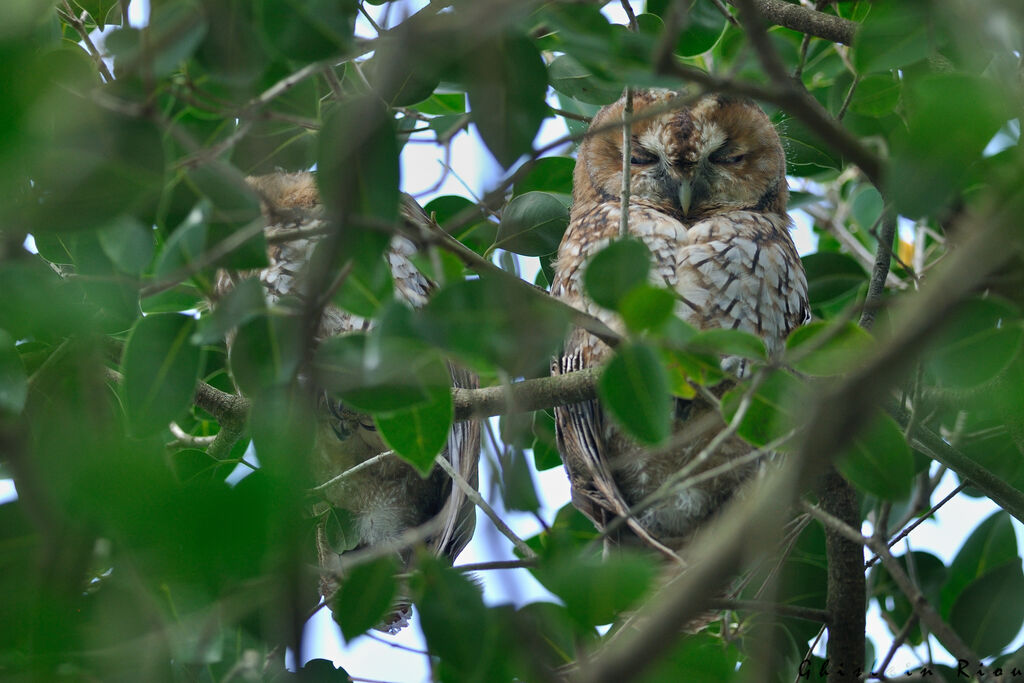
left=551, top=90, right=809, bottom=549
left=219, top=171, right=480, bottom=631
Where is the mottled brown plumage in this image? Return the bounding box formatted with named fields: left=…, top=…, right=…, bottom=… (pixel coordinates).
left=552, top=91, right=808, bottom=549
left=218, top=171, right=480, bottom=631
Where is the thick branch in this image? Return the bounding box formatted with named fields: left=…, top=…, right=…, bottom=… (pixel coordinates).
left=726, top=0, right=857, bottom=45
left=452, top=367, right=600, bottom=420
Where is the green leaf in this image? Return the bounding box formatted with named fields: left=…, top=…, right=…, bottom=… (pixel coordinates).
left=619, top=285, right=676, bottom=333
left=106, top=1, right=207, bottom=77
left=584, top=238, right=651, bottom=311
left=639, top=632, right=740, bottom=683
left=801, top=252, right=867, bottom=318
left=319, top=96, right=400, bottom=221
left=259, top=0, right=356, bottom=62
left=333, top=556, right=399, bottom=642
left=229, top=312, right=303, bottom=394
left=599, top=343, right=672, bottom=445
left=121, top=313, right=204, bottom=436
left=413, top=555, right=496, bottom=679
left=547, top=54, right=621, bottom=105
left=941, top=512, right=1019, bottom=618
left=155, top=201, right=210, bottom=281
left=837, top=412, right=914, bottom=501
left=778, top=114, right=843, bottom=176
left=512, top=157, right=576, bottom=197
left=412, top=92, right=466, bottom=116
left=721, top=370, right=807, bottom=448
left=466, top=32, right=548, bottom=166
left=498, top=448, right=541, bottom=513
left=853, top=0, right=946, bottom=74
left=950, top=560, right=1024, bottom=658
left=424, top=194, right=496, bottom=255
left=531, top=410, right=563, bottom=471
left=192, top=278, right=267, bottom=345
left=98, top=216, right=154, bottom=275
left=495, top=191, right=569, bottom=257
left=0, top=330, right=28, bottom=415
left=314, top=334, right=451, bottom=414
left=848, top=74, right=901, bottom=118
left=786, top=321, right=874, bottom=377
left=889, top=74, right=1010, bottom=218
left=299, top=660, right=352, bottom=682
left=417, top=276, right=569, bottom=377
left=324, top=506, right=361, bottom=554
left=688, top=328, right=767, bottom=361
left=72, top=0, right=119, bottom=29
left=170, top=448, right=235, bottom=484
left=375, top=387, right=453, bottom=476
left=537, top=551, right=657, bottom=627
left=926, top=297, right=1023, bottom=389
left=649, top=0, right=728, bottom=57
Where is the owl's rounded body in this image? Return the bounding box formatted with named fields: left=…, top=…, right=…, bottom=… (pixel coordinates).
left=552, top=91, right=809, bottom=546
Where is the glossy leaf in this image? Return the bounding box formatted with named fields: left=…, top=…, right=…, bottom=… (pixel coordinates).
left=495, top=191, right=569, bottom=257
left=513, top=157, right=576, bottom=197
left=547, top=54, right=621, bottom=105
left=619, top=285, right=676, bottom=333
left=121, top=313, right=204, bottom=436
left=537, top=551, right=656, bottom=627
left=950, top=560, right=1024, bottom=658
left=941, top=512, right=1019, bottom=618
left=599, top=343, right=672, bottom=444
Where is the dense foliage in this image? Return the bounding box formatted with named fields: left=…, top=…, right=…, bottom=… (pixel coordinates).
left=1, top=0, right=1023, bottom=681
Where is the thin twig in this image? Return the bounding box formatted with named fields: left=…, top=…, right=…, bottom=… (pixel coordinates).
left=59, top=2, right=115, bottom=82
left=865, top=482, right=967, bottom=568
left=308, top=450, right=395, bottom=494
left=859, top=208, right=897, bottom=330
left=433, top=454, right=537, bottom=559
left=455, top=559, right=538, bottom=572
left=619, top=88, right=634, bottom=239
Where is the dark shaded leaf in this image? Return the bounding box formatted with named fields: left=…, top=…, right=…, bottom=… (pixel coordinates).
left=375, top=387, right=453, bottom=476
left=259, top=0, right=356, bottom=62
left=0, top=330, right=28, bottom=414
left=513, top=157, right=575, bottom=197
left=466, top=32, right=548, bottom=166
left=230, top=311, right=303, bottom=394
left=926, top=297, right=1022, bottom=390
left=941, top=512, right=1019, bottom=618
left=950, top=560, right=1024, bottom=658
left=495, top=191, right=569, bottom=257
left=121, top=313, right=204, bottom=435
left=319, top=96, right=400, bottom=221
left=192, top=277, right=266, bottom=344
left=837, top=412, right=914, bottom=501
left=333, top=556, right=399, bottom=642
left=536, top=551, right=656, bottom=627
left=547, top=54, right=621, bottom=105
left=98, top=216, right=154, bottom=275
left=853, top=0, right=946, bottom=74
left=324, top=506, right=361, bottom=554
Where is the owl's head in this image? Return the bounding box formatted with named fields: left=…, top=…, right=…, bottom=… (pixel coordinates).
left=574, top=90, right=788, bottom=220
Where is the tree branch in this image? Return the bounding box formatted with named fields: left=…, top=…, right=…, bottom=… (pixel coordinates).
left=859, top=209, right=897, bottom=330
left=726, top=0, right=857, bottom=45
left=801, top=501, right=981, bottom=666
left=452, top=367, right=600, bottom=420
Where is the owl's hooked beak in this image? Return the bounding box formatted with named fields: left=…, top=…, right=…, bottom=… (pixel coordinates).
left=676, top=168, right=711, bottom=218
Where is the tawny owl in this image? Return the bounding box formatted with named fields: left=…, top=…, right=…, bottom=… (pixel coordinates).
left=551, top=90, right=809, bottom=550
left=219, top=171, right=479, bottom=631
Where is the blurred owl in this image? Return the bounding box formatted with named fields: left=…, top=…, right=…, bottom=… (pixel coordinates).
left=551, top=91, right=809, bottom=550
left=218, top=171, right=480, bottom=631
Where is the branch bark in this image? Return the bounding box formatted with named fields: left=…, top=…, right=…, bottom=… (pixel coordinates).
left=726, top=0, right=857, bottom=45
